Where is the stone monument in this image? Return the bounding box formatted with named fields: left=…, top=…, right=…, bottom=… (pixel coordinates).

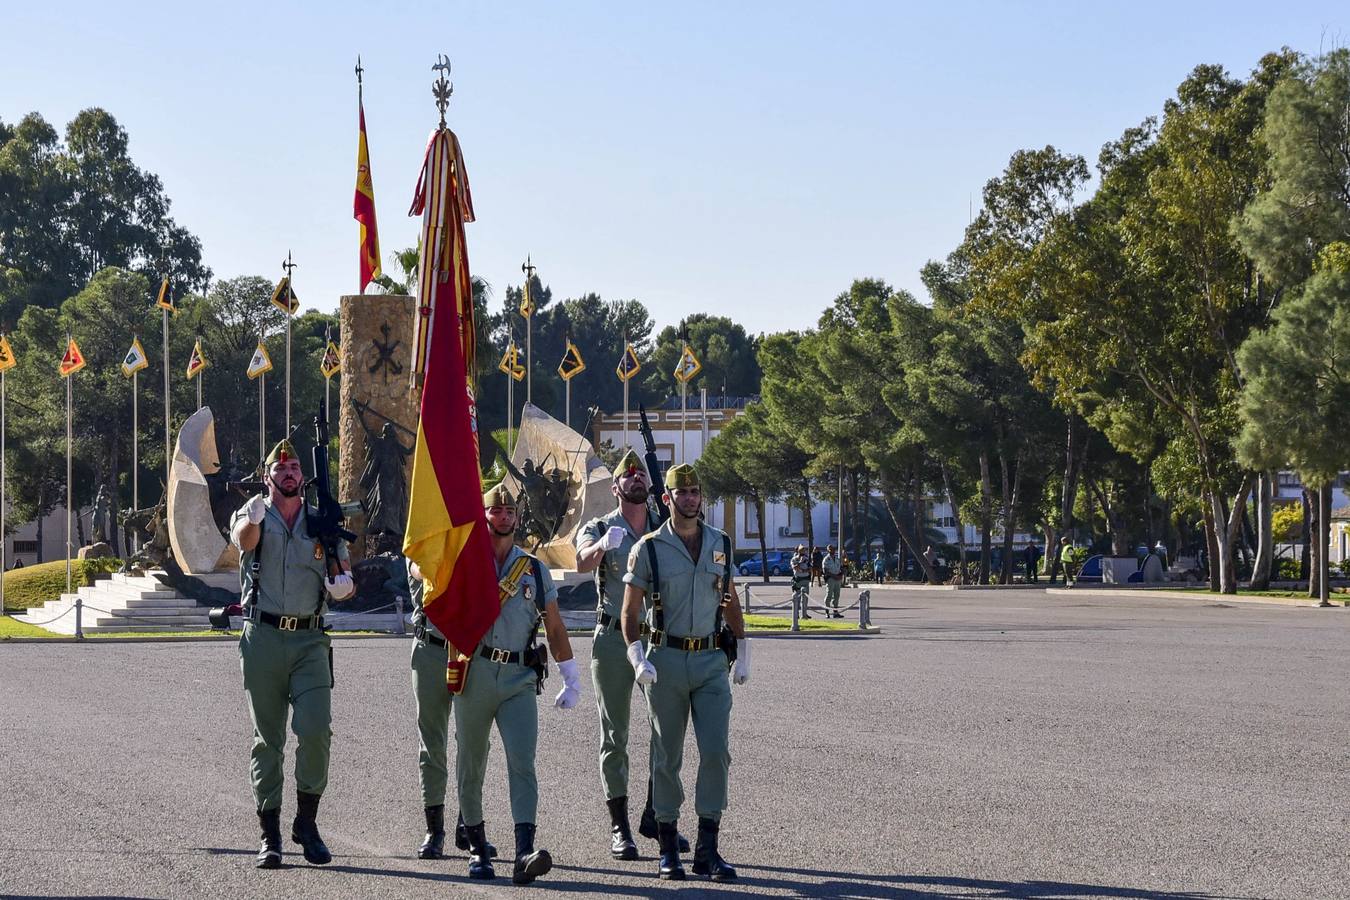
left=167, top=406, right=239, bottom=574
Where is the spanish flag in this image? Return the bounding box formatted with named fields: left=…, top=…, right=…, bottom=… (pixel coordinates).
left=403, top=122, right=496, bottom=654
left=354, top=92, right=381, bottom=293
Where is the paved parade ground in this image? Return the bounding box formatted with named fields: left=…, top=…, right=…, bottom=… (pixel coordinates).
left=1, top=586, right=1346, bottom=899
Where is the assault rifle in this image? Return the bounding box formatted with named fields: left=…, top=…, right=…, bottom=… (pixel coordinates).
left=636, top=403, right=670, bottom=524
left=305, top=400, right=356, bottom=577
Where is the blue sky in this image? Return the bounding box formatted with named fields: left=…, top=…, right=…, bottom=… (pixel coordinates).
left=2, top=2, right=1344, bottom=334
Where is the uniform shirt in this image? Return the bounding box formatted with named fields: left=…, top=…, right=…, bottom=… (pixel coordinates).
left=230, top=499, right=350, bottom=618
left=483, top=545, right=558, bottom=654
left=822, top=554, right=842, bottom=578
left=791, top=553, right=810, bottom=579
left=577, top=506, right=655, bottom=620
left=624, top=519, right=732, bottom=639
left=408, top=570, right=445, bottom=641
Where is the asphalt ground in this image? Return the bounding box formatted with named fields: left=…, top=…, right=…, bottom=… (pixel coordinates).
left=1, top=585, right=1346, bottom=899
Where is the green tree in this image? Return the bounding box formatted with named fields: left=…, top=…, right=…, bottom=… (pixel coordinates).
left=642, top=314, right=761, bottom=404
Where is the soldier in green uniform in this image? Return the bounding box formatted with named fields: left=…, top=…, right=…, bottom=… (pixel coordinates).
left=790, top=544, right=812, bottom=618
left=822, top=544, right=844, bottom=618
left=406, top=560, right=497, bottom=861
left=456, top=484, right=582, bottom=885
left=622, top=464, right=751, bottom=882
left=230, top=440, right=354, bottom=869
left=575, top=450, right=689, bottom=860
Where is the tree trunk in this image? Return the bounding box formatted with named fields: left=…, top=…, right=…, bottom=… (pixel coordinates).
left=755, top=495, right=770, bottom=585
left=1061, top=415, right=1082, bottom=535
left=801, top=478, right=814, bottom=558
left=1249, top=472, right=1273, bottom=590
left=1299, top=489, right=1312, bottom=581
left=998, top=451, right=1021, bottom=584
left=860, top=470, right=872, bottom=563
left=1208, top=476, right=1254, bottom=595
left=1202, top=501, right=1220, bottom=591
left=1308, top=487, right=1322, bottom=600
left=978, top=450, right=993, bottom=584
left=1315, top=483, right=1332, bottom=604
left=35, top=485, right=46, bottom=563
left=884, top=490, right=936, bottom=583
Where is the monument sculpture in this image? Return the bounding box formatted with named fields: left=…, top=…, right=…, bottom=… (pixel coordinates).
left=354, top=399, right=413, bottom=554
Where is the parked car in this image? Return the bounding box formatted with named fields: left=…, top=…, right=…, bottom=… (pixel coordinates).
left=738, top=551, right=793, bottom=577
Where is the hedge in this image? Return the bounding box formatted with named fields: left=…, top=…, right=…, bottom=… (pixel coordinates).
left=2, top=558, right=123, bottom=613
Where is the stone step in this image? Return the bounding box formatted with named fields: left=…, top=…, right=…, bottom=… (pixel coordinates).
left=91, top=605, right=208, bottom=619
left=81, top=623, right=214, bottom=634
left=121, top=595, right=199, bottom=609
left=91, top=614, right=211, bottom=627
left=99, top=582, right=185, bottom=602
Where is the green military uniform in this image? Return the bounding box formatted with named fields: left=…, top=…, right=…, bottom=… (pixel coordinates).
left=624, top=519, right=734, bottom=827
left=232, top=497, right=348, bottom=815
left=822, top=551, right=843, bottom=615
left=790, top=549, right=812, bottom=617
left=578, top=505, right=656, bottom=801
left=409, top=573, right=453, bottom=810
left=455, top=544, right=558, bottom=829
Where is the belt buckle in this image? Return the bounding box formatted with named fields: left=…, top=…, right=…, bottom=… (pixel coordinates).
left=491, top=647, right=510, bottom=664
left=279, top=615, right=299, bottom=632
left=683, top=636, right=699, bottom=651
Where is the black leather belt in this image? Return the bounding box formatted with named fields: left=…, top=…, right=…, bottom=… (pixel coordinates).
left=413, top=624, right=447, bottom=648
left=596, top=613, right=650, bottom=636
left=251, top=609, right=324, bottom=631
left=649, top=631, right=718, bottom=652
left=478, top=644, right=523, bottom=665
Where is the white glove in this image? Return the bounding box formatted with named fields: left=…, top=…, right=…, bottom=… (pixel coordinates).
left=732, top=638, right=750, bottom=685
left=245, top=494, right=266, bottom=525
left=554, top=658, right=582, bottom=709
left=601, top=525, right=626, bottom=551
left=325, top=573, right=355, bottom=601
left=627, top=640, right=657, bottom=685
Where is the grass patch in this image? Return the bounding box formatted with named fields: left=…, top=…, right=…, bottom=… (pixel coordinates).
left=744, top=613, right=857, bottom=632
left=1175, top=587, right=1341, bottom=600
left=2, top=558, right=123, bottom=612
left=0, top=615, right=61, bottom=638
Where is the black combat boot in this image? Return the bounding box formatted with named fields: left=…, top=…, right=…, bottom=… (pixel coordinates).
left=290, top=791, right=332, bottom=865
left=691, top=816, right=737, bottom=882
left=454, top=811, right=497, bottom=857
left=657, top=820, right=686, bottom=880
left=255, top=807, right=283, bottom=869
left=464, top=821, right=495, bottom=880
left=417, top=804, right=445, bottom=859
left=606, top=796, right=639, bottom=860
left=512, top=822, right=553, bottom=885
left=639, top=781, right=690, bottom=851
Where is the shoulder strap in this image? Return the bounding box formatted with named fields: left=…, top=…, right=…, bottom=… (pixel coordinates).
left=247, top=517, right=264, bottom=609
left=530, top=556, right=546, bottom=614
left=645, top=537, right=663, bottom=634
left=716, top=532, right=732, bottom=633
left=595, top=529, right=607, bottom=615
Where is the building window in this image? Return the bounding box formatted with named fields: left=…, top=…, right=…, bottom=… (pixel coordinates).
left=787, top=506, right=805, bottom=535
left=12, top=540, right=38, bottom=554
left=745, top=501, right=761, bottom=538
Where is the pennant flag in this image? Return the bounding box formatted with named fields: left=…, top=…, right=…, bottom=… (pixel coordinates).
left=498, top=342, right=526, bottom=382
left=616, top=342, right=642, bottom=382
left=321, top=340, right=342, bottom=379
left=59, top=338, right=86, bottom=377
left=246, top=341, right=273, bottom=380
left=156, top=277, right=174, bottom=314
left=186, top=339, right=208, bottom=379
left=120, top=338, right=148, bottom=377
left=674, top=343, right=702, bottom=384
left=354, top=92, right=382, bottom=292
left=557, top=339, right=585, bottom=381
left=519, top=279, right=535, bottom=319
left=0, top=335, right=16, bottom=373
left=270, top=276, right=299, bottom=315
left=404, top=121, right=497, bottom=654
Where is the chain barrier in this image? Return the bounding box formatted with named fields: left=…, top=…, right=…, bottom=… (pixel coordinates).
left=8, top=604, right=77, bottom=627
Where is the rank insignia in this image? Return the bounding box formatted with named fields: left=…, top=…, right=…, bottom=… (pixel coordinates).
left=713, top=550, right=726, bottom=565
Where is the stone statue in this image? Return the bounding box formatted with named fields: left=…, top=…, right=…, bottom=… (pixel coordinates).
left=91, top=484, right=111, bottom=544
left=354, top=400, right=412, bottom=546
left=497, top=449, right=573, bottom=547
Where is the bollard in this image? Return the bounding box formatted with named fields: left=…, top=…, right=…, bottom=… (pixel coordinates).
left=743, top=582, right=752, bottom=616
left=857, top=590, right=870, bottom=630
left=74, top=596, right=84, bottom=640
left=790, top=584, right=800, bottom=632
left=395, top=593, right=406, bottom=635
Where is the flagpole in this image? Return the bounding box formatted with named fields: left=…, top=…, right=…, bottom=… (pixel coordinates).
left=521, top=257, right=535, bottom=406
left=565, top=377, right=570, bottom=429
left=282, top=252, right=296, bottom=439
left=66, top=365, right=73, bottom=593
left=259, top=369, right=266, bottom=466
left=622, top=377, right=629, bottom=452
left=131, top=366, right=138, bottom=551
left=507, top=355, right=515, bottom=459
left=1, top=364, right=6, bottom=605
left=680, top=379, right=687, bottom=464
left=162, top=305, right=170, bottom=489
left=324, top=327, right=331, bottom=420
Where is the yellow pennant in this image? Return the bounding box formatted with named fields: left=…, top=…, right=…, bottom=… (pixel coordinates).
left=120, top=338, right=148, bottom=377
left=186, top=339, right=208, bottom=379
left=59, top=338, right=86, bottom=377
left=271, top=276, right=299, bottom=315
left=557, top=339, right=586, bottom=381
left=519, top=280, right=535, bottom=319
left=0, top=335, right=16, bottom=373
left=246, top=342, right=273, bottom=380
left=156, top=277, right=175, bottom=314
left=498, top=342, right=526, bottom=382
left=320, top=340, right=341, bottom=379
left=616, top=342, right=642, bottom=383
left=673, top=343, right=702, bottom=384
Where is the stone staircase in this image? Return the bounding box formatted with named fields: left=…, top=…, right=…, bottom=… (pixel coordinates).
left=16, top=571, right=214, bottom=635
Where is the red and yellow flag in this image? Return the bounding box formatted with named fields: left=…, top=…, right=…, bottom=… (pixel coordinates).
left=354, top=95, right=381, bottom=293
left=403, top=123, right=496, bottom=654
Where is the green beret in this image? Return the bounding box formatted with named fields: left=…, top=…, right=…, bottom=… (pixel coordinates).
left=265, top=440, right=298, bottom=466
left=614, top=450, right=646, bottom=479
left=664, top=463, right=699, bottom=490
left=483, top=483, right=517, bottom=509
